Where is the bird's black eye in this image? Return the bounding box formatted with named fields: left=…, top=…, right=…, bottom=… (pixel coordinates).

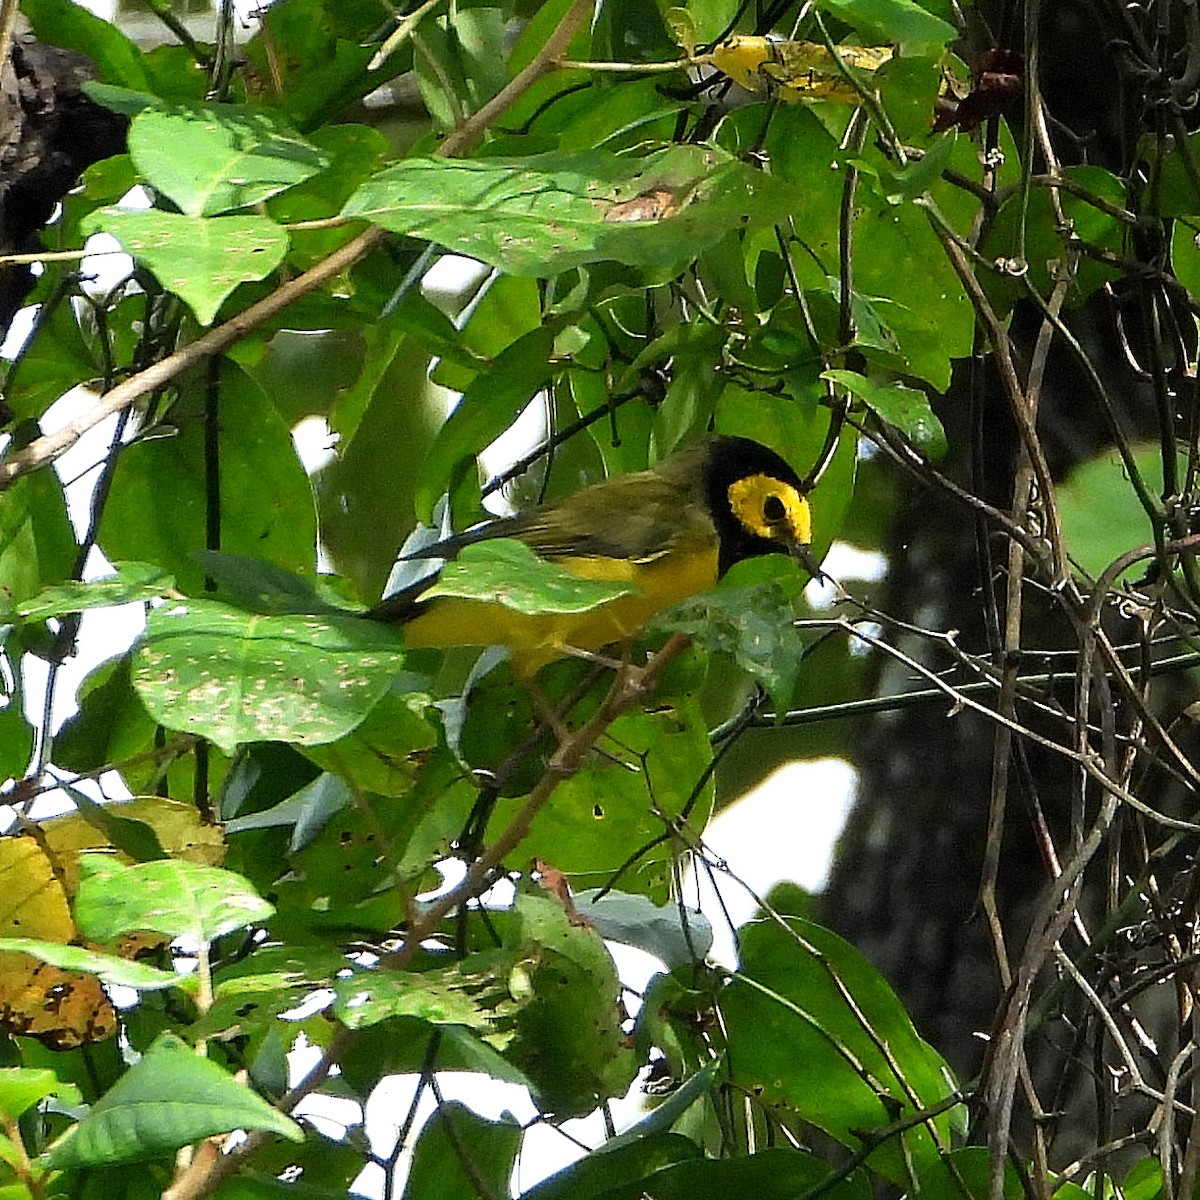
left=763, top=494, right=786, bottom=523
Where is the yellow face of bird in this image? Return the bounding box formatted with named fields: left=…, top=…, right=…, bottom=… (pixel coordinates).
left=725, top=473, right=812, bottom=552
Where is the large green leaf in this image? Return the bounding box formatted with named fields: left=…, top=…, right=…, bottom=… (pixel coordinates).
left=81, top=209, right=289, bottom=327
left=128, top=104, right=328, bottom=217
left=489, top=697, right=714, bottom=902
left=721, top=916, right=961, bottom=1183
left=131, top=598, right=406, bottom=753
left=342, top=147, right=801, bottom=277
left=403, top=1102, right=521, bottom=1200
left=1055, top=444, right=1162, bottom=580
left=96, top=360, right=316, bottom=598
left=822, top=0, right=957, bottom=52
left=74, top=856, right=274, bottom=944
left=22, top=0, right=153, bottom=90
left=498, top=895, right=637, bottom=1117
left=43, top=1033, right=301, bottom=1169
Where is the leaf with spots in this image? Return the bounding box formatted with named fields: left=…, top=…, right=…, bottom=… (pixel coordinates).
left=496, top=894, right=637, bottom=1117
left=82, top=208, right=289, bottom=326
left=342, top=146, right=799, bottom=277
left=656, top=555, right=810, bottom=711
left=0, top=800, right=226, bottom=1047
left=131, top=598, right=407, bottom=754
left=489, top=698, right=714, bottom=904
left=128, top=102, right=328, bottom=217
left=74, top=856, right=273, bottom=944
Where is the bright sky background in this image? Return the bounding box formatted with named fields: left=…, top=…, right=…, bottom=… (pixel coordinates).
left=11, top=4, right=880, bottom=1192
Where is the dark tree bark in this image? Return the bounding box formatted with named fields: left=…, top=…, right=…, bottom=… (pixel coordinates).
left=0, top=34, right=127, bottom=348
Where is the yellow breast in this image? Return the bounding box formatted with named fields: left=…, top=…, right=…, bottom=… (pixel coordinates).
left=402, top=544, right=720, bottom=673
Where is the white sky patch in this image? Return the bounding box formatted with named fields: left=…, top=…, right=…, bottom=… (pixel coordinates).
left=291, top=415, right=337, bottom=475
left=686, top=758, right=857, bottom=967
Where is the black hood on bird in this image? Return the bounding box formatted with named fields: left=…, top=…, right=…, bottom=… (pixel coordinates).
left=700, top=435, right=809, bottom=576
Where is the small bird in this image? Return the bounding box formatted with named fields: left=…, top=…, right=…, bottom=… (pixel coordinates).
left=369, top=434, right=815, bottom=673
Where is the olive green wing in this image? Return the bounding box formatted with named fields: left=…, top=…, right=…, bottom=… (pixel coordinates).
left=506, top=470, right=716, bottom=562
left=368, top=441, right=716, bottom=622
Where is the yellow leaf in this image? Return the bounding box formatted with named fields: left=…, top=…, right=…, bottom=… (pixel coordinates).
left=0, top=799, right=223, bottom=1049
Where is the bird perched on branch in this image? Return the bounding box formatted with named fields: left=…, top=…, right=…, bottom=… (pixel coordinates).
left=368, top=434, right=816, bottom=673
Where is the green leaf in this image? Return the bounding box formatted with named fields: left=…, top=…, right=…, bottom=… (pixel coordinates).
left=96, top=359, right=316, bottom=599
left=58, top=781, right=167, bottom=862
left=53, top=656, right=157, bottom=776
left=74, top=856, right=274, bottom=944
left=222, top=771, right=352, bottom=850
left=421, top=539, right=638, bottom=615
left=876, top=132, right=957, bottom=204
left=656, top=556, right=809, bottom=711
left=82, top=81, right=159, bottom=117
left=190, top=551, right=339, bottom=616
left=0, top=1068, right=80, bottom=1124
left=128, top=104, right=328, bottom=217
left=536, top=1146, right=872, bottom=1200
left=523, top=1133, right=701, bottom=1200
left=911, top=1147, right=1024, bottom=1200
left=0, top=688, right=33, bottom=783
left=81, top=209, right=288, bottom=327
left=498, top=895, right=637, bottom=1116
left=333, top=962, right=515, bottom=1036
left=490, top=699, right=714, bottom=903
left=721, top=915, right=961, bottom=1183
left=299, top=687, right=437, bottom=799
left=22, top=0, right=153, bottom=91
left=0, top=939, right=178, bottom=991
left=240, top=4, right=384, bottom=131
left=821, top=0, right=957, bottom=53
left=404, top=1102, right=521, bottom=1200
left=340, top=1018, right=532, bottom=1098
left=416, top=326, right=557, bottom=520
left=2, top=293, right=99, bottom=423
left=1056, top=444, right=1162, bottom=580
left=822, top=369, right=947, bottom=457
left=131, top=598, right=406, bottom=753
left=412, top=8, right=509, bottom=134
left=0, top=433, right=77, bottom=611
left=16, top=563, right=174, bottom=621
left=42, top=1032, right=301, bottom=1169
left=594, top=1062, right=724, bottom=1157
left=572, top=890, right=713, bottom=970
left=343, top=147, right=800, bottom=277
left=1123, top=1158, right=1165, bottom=1200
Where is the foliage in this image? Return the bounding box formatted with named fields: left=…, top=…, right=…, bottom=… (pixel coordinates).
left=0, top=1, right=1198, bottom=1199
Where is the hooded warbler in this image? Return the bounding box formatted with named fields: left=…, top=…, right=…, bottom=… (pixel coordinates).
left=369, top=434, right=814, bottom=672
